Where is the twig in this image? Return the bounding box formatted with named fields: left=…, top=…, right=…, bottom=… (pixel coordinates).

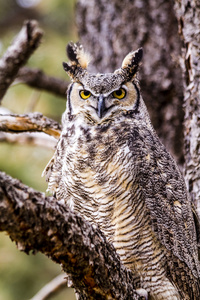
left=30, top=274, right=67, bottom=300
left=0, top=132, right=57, bottom=149
left=16, top=67, right=69, bottom=98
left=0, top=172, right=141, bottom=300
left=0, top=113, right=61, bottom=139
left=0, top=20, right=43, bottom=101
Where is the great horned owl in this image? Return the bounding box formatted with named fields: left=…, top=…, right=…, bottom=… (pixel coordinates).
left=43, top=43, right=200, bottom=299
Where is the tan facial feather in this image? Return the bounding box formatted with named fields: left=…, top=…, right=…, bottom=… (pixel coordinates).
left=120, top=82, right=137, bottom=108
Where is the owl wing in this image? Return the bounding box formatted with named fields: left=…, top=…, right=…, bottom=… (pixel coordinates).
left=42, top=137, right=64, bottom=195
left=129, top=126, right=200, bottom=283
left=42, top=155, right=55, bottom=183
left=42, top=154, right=58, bottom=195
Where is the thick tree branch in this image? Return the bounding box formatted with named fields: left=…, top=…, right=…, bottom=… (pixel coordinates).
left=0, top=172, right=142, bottom=300
left=0, top=20, right=43, bottom=101
left=0, top=113, right=61, bottom=139
left=16, top=67, right=69, bottom=98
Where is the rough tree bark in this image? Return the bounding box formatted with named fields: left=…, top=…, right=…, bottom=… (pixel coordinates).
left=174, top=1, right=200, bottom=217
left=0, top=172, right=142, bottom=300
left=76, top=0, right=184, bottom=165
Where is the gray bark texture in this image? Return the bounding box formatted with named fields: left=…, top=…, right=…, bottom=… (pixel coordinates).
left=0, top=20, right=43, bottom=101
left=0, top=172, right=143, bottom=300
left=76, top=0, right=184, bottom=165
left=174, top=0, right=200, bottom=217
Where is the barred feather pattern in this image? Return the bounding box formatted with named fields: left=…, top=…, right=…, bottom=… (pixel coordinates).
left=45, top=98, right=200, bottom=299
left=44, top=43, right=200, bottom=300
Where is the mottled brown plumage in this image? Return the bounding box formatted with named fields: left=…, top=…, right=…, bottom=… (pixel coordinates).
left=43, top=42, right=200, bottom=299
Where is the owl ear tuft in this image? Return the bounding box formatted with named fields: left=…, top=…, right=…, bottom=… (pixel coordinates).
left=67, top=42, right=80, bottom=63
left=62, top=60, right=78, bottom=79
left=66, top=42, right=91, bottom=68
left=63, top=42, right=91, bottom=80
left=121, top=48, right=143, bottom=79
left=63, top=62, right=71, bottom=73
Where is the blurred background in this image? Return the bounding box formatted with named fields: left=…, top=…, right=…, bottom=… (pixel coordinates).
left=0, top=0, right=77, bottom=299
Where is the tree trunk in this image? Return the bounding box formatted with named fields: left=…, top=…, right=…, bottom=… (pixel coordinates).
left=174, top=0, right=200, bottom=216
left=76, top=0, right=184, bottom=165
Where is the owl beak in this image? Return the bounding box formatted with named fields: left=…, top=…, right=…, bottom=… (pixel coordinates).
left=97, top=95, right=106, bottom=118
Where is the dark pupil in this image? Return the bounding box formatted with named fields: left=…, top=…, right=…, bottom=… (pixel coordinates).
left=84, top=90, right=90, bottom=96
left=116, top=89, right=122, bottom=96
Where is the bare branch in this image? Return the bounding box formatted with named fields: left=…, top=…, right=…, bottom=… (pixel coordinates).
left=0, top=172, right=141, bottom=300
left=16, top=67, right=69, bottom=98
left=0, top=132, right=57, bottom=149
left=30, top=274, right=67, bottom=300
left=0, top=113, right=61, bottom=139
left=0, top=20, right=43, bottom=101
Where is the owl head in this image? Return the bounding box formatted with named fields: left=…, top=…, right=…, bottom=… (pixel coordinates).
left=63, top=42, right=143, bottom=123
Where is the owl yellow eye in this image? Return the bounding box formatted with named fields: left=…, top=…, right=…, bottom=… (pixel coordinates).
left=112, top=88, right=126, bottom=99
left=79, top=90, right=91, bottom=100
